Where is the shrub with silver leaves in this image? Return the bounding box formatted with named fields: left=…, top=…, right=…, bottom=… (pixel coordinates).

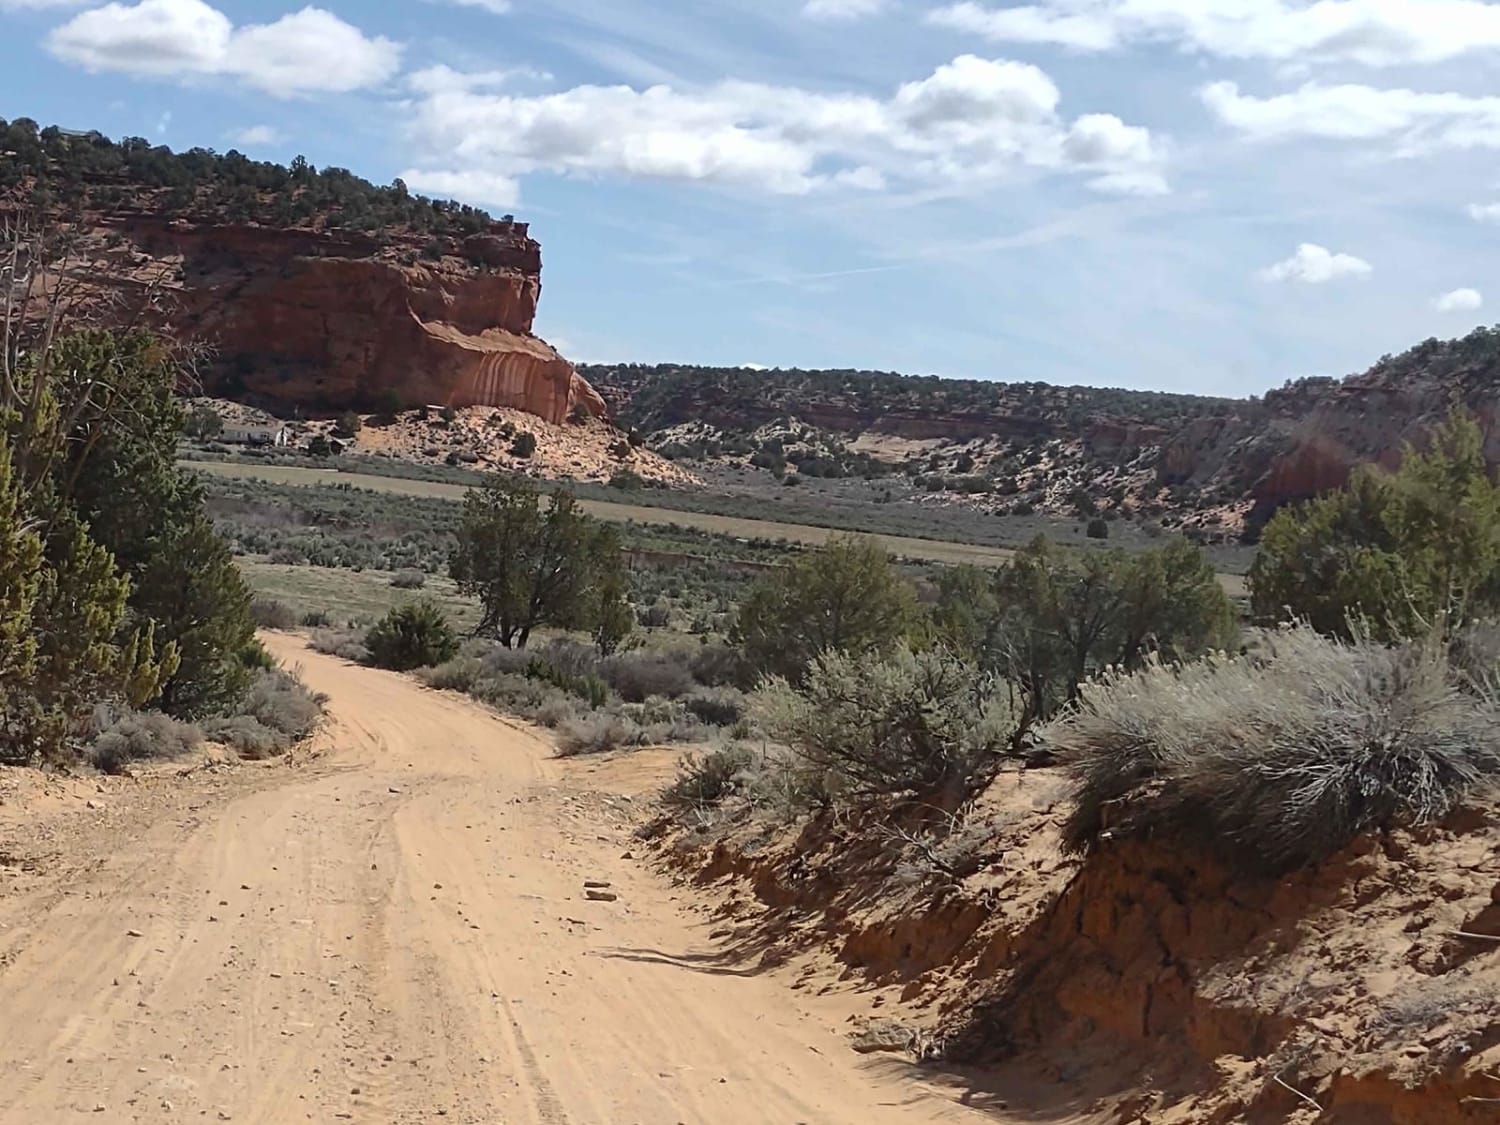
left=1046, top=624, right=1500, bottom=872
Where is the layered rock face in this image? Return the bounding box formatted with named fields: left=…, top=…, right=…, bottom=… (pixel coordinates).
left=1159, top=342, right=1500, bottom=524
left=83, top=215, right=603, bottom=424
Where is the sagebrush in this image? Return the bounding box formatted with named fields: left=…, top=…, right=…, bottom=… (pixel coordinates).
left=1046, top=624, right=1500, bottom=872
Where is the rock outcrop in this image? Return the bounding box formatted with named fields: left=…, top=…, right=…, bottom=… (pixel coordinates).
left=65, top=213, right=604, bottom=424
left=1159, top=333, right=1500, bottom=527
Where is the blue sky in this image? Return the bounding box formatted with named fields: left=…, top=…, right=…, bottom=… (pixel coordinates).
left=3, top=0, right=1500, bottom=397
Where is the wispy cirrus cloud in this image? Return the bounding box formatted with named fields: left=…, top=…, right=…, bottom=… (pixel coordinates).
left=927, top=0, right=1500, bottom=67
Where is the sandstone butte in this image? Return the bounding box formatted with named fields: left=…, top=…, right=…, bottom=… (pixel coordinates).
left=61, top=210, right=606, bottom=425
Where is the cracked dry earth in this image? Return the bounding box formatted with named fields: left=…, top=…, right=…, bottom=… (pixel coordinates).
left=0, top=634, right=989, bottom=1124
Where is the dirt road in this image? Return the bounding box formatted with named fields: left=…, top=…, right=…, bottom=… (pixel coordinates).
left=0, top=636, right=986, bottom=1124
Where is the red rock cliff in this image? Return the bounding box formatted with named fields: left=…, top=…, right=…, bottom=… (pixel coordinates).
left=70, top=213, right=605, bottom=424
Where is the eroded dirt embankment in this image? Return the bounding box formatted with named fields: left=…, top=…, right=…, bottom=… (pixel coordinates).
left=657, top=770, right=1500, bottom=1123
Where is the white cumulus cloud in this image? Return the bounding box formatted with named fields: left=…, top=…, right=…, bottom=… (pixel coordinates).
left=1468, top=202, right=1500, bottom=222
left=926, top=0, right=1500, bottom=67
left=1259, top=243, right=1372, bottom=283
left=47, top=0, right=401, bottom=96
left=398, top=54, right=1165, bottom=203
left=1433, top=287, right=1483, bottom=311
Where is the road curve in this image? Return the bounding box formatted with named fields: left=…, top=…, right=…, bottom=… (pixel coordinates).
left=0, top=634, right=987, bottom=1124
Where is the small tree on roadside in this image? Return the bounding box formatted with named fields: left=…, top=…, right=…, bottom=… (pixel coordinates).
left=590, top=527, right=635, bottom=655
left=934, top=535, right=1236, bottom=731
left=733, top=535, right=919, bottom=681
left=449, top=475, right=629, bottom=649
left=334, top=411, right=362, bottom=439
left=365, top=601, right=459, bottom=671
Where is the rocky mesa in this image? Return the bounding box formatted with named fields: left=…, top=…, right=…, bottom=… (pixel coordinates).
left=3, top=119, right=605, bottom=425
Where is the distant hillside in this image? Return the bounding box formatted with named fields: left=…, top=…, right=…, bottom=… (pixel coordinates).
left=584, top=330, right=1500, bottom=540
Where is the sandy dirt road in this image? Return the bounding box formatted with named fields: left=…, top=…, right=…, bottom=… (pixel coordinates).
left=0, top=635, right=989, bottom=1124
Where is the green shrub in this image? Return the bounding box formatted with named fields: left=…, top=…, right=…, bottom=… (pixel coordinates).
left=87, top=709, right=203, bottom=773
left=756, top=645, right=1015, bottom=796
left=578, top=673, right=610, bottom=709
left=389, top=569, right=427, bottom=590
left=510, top=431, right=537, bottom=458
left=665, top=744, right=756, bottom=809
left=1086, top=517, right=1109, bottom=539
left=1046, top=624, right=1500, bottom=873
left=365, top=601, right=459, bottom=671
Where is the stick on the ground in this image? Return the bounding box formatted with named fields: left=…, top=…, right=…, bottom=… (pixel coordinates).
left=1273, top=1073, right=1322, bottom=1111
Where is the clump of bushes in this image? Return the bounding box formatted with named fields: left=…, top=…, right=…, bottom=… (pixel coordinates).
left=309, top=626, right=370, bottom=663
left=756, top=645, right=1015, bottom=796
left=202, top=667, right=326, bottom=759
left=364, top=601, right=459, bottom=671
left=389, top=569, right=427, bottom=590
left=1046, top=625, right=1500, bottom=873
left=86, top=664, right=325, bottom=770
left=555, top=713, right=649, bottom=756
left=600, top=648, right=695, bottom=702
left=87, top=708, right=203, bottom=774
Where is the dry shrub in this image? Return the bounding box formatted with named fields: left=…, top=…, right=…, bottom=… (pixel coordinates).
left=87, top=708, right=203, bottom=773
left=600, top=648, right=695, bottom=702
left=682, top=686, right=747, bottom=727
left=249, top=597, right=297, bottom=630
left=240, top=667, right=324, bottom=742
left=419, top=655, right=484, bottom=693
left=555, top=713, right=649, bottom=757
left=203, top=714, right=282, bottom=759
left=1046, top=625, right=1500, bottom=873
left=389, top=569, right=427, bottom=589
left=203, top=668, right=325, bottom=759
left=309, top=626, right=369, bottom=663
